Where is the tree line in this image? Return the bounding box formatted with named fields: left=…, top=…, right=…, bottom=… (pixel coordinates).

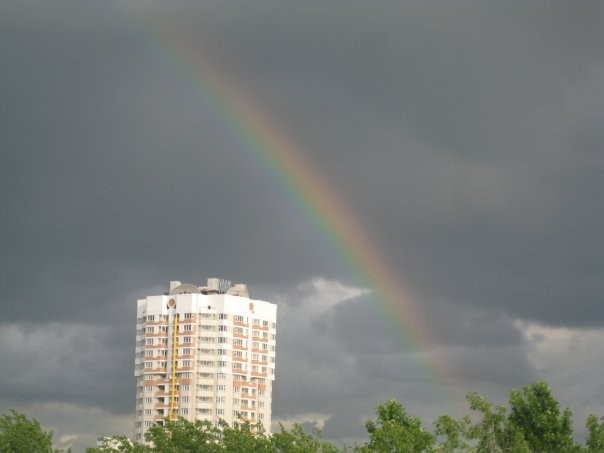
left=2, top=381, right=603, bottom=452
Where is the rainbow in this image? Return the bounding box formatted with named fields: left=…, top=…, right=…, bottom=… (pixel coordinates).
left=128, top=10, right=460, bottom=408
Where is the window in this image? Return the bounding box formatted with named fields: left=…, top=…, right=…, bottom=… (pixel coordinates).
left=253, top=319, right=260, bottom=325
left=199, top=360, right=214, bottom=367
left=252, top=342, right=259, bottom=350
left=217, top=373, right=226, bottom=380
left=199, top=337, right=214, bottom=343
left=144, top=361, right=153, bottom=368
left=216, top=409, right=225, bottom=416
left=144, top=409, right=152, bottom=415
left=182, top=348, right=192, bottom=355
left=216, top=385, right=226, bottom=392
left=145, top=397, right=153, bottom=404
left=182, top=360, right=192, bottom=367
left=218, top=337, right=228, bottom=344
left=253, top=330, right=260, bottom=337
left=182, top=324, right=192, bottom=332
left=233, top=363, right=243, bottom=370
left=158, top=349, right=167, bottom=356
left=146, top=338, right=154, bottom=345
left=259, top=413, right=264, bottom=420
left=218, top=325, right=228, bottom=332
left=181, top=384, right=190, bottom=391
left=160, top=361, right=167, bottom=368
left=262, top=355, right=267, bottom=362
left=262, top=332, right=268, bottom=339
left=182, top=336, right=192, bottom=344
left=263, top=320, right=269, bottom=327
left=184, top=313, right=193, bottom=319
left=259, top=401, right=264, bottom=408
left=182, top=396, right=189, bottom=403
left=233, top=350, right=244, bottom=358
left=145, top=350, right=153, bottom=357
left=234, top=327, right=244, bottom=335
left=180, top=408, right=188, bottom=415
left=262, top=344, right=268, bottom=350
left=145, top=327, right=154, bottom=334
left=146, top=315, right=155, bottom=322
left=160, top=326, right=168, bottom=332
left=216, top=396, right=225, bottom=403
left=234, top=315, right=244, bottom=323
left=217, top=361, right=228, bottom=367
left=144, top=385, right=153, bottom=392
left=219, top=313, right=228, bottom=320
left=217, top=349, right=227, bottom=355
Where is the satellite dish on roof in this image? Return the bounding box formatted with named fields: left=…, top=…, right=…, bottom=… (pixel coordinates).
left=170, top=283, right=201, bottom=295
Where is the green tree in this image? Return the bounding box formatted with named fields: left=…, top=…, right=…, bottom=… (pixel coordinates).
left=433, top=414, right=471, bottom=452
left=271, top=422, right=338, bottom=453
left=219, top=419, right=272, bottom=452
left=0, top=410, right=55, bottom=453
left=85, top=435, right=150, bottom=453
left=508, top=381, right=579, bottom=453
left=464, top=392, right=529, bottom=453
left=363, top=399, right=435, bottom=453
left=145, top=418, right=222, bottom=452
left=585, top=415, right=604, bottom=453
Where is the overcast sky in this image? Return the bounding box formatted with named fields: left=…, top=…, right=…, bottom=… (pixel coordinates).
left=1, top=0, right=603, bottom=451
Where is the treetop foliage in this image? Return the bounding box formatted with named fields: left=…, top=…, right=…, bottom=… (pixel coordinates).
left=2, top=381, right=603, bottom=452
left=0, top=409, right=55, bottom=453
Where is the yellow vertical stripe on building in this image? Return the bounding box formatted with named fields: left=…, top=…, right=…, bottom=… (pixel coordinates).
left=169, top=315, right=178, bottom=420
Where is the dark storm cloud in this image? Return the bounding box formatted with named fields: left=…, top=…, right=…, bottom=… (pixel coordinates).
left=1, top=0, right=344, bottom=324
left=1, top=0, right=604, bottom=450
left=3, top=0, right=603, bottom=326
left=0, top=322, right=133, bottom=413
left=162, top=0, right=604, bottom=328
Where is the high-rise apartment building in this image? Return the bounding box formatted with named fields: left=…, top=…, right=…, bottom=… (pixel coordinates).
left=134, top=278, right=277, bottom=442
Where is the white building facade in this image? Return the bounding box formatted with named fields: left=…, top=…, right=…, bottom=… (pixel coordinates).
left=134, top=278, right=277, bottom=442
